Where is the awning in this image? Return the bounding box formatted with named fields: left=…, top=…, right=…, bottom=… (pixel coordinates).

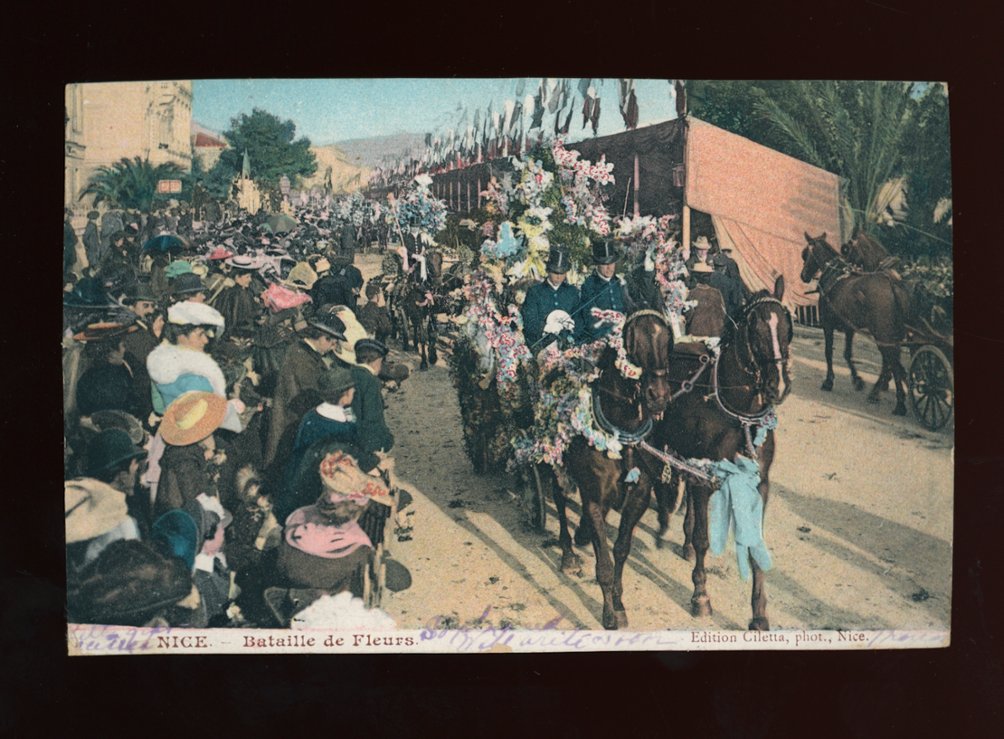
left=685, top=118, right=843, bottom=307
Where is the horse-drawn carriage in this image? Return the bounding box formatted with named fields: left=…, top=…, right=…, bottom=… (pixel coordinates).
left=804, top=232, right=954, bottom=432
left=904, top=317, right=954, bottom=431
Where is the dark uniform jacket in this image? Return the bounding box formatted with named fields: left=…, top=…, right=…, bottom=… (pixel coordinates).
left=520, top=280, right=580, bottom=350
left=265, top=340, right=329, bottom=468
left=349, top=366, right=394, bottom=455
left=575, top=272, right=632, bottom=343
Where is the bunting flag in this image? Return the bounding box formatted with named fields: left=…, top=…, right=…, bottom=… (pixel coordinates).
left=619, top=79, right=639, bottom=129
left=530, top=90, right=544, bottom=129
left=674, top=79, right=687, bottom=117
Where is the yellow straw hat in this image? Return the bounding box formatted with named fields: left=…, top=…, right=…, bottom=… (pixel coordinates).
left=160, top=391, right=228, bottom=446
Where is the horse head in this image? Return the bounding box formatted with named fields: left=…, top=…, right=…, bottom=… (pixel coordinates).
left=800, top=232, right=833, bottom=283
left=733, top=277, right=794, bottom=405
left=622, top=310, right=674, bottom=421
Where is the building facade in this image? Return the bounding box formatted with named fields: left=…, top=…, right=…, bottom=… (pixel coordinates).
left=65, top=81, right=194, bottom=207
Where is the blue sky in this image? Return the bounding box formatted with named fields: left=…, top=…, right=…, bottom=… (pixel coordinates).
left=192, top=78, right=678, bottom=145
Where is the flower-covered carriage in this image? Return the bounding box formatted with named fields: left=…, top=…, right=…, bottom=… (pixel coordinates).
left=446, top=140, right=699, bottom=529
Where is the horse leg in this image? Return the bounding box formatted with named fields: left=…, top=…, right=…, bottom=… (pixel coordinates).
left=573, top=510, right=594, bottom=547
left=552, top=477, right=583, bottom=576
left=427, top=315, right=439, bottom=366
left=844, top=330, right=865, bottom=391
left=682, top=483, right=695, bottom=561
left=689, top=485, right=713, bottom=618
left=867, top=353, right=892, bottom=404
left=416, top=317, right=429, bottom=371
left=883, top=345, right=908, bottom=415
left=582, top=493, right=618, bottom=630
left=611, top=483, right=651, bottom=629
left=654, top=471, right=684, bottom=549
left=821, top=325, right=835, bottom=391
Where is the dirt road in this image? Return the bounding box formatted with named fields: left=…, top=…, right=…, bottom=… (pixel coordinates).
left=361, top=256, right=953, bottom=633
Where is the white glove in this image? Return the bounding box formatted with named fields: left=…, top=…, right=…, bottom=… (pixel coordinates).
left=543, top=310, right=575, bottom=335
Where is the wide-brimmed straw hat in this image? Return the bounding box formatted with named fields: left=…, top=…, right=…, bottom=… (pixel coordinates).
left=160, top=391, right=227, bottom=446
left=65, top=478, right=129, bottom=544
left=318, top=451, right=392, bottom=507
left=284, top=262, right=319, bottom=290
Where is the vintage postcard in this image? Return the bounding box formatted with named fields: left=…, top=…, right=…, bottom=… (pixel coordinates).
left=62, top=79, right=952, bottom=655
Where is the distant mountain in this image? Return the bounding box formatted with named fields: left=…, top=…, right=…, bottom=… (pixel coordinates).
left=331, top=132, right=428, bottom=169
left=302, top=145, right=371, bottom=193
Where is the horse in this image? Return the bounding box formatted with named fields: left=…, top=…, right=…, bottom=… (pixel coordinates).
left=550, top=310, right=674, bottom=630
left=801, top=232, right=911, bottom=413
left=651, top=277, right=793, bottom=630
left=840, top=231, right=898, bottom=273
left=390, top=249, right=444, bottom=370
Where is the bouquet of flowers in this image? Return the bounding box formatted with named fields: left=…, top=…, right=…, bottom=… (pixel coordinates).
left=390, top=174, right=449, bottom=243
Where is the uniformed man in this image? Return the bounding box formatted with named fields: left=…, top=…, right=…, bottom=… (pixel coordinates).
left=520, top=248, right=579, bottom=351
left=575, top=239, right=633, bottom=343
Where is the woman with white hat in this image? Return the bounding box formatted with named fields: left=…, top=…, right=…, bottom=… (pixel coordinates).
left=146, top=301, right=245, bottom=433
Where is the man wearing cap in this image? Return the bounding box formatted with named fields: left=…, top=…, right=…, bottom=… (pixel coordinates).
left=350, top=339, right=395, bottom=459
left=521, top=248, right=579, bottom=350
left=264, top=307, right=347, bottom=468
left=575, top=239, right=633, bottom=343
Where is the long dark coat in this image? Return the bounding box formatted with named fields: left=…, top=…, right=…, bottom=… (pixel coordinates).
left=155, top=443, right=215, bottom=520
left=215, top=284, right=260, bottom=338
left=350, top=366, right=394, bottom=456
left=264, top=340, right=328, bottom=468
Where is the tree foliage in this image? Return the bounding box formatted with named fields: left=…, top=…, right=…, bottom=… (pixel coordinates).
left=81, top=157, right=185, bottom=211
left=216, top=108, right=317, bottom=187
left=687, top=80, right=952, bottom=257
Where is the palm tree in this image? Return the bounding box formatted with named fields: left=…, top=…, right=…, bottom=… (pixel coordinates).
left=752, top=81, right=917, bottom=236
left=81, top=157, right=185, bottom=211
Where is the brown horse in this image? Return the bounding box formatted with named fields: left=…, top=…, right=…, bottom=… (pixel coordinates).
left=840, top=231, right=898, bottom=272
left=652, top=277, right=793, bottom=630
left=801, top=233, right=911, bottom=414
left=551, top=310, right=673, bottom=630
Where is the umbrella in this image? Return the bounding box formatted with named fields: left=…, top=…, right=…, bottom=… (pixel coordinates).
left=142, top=234, right=187, bottom=253
left=265, top=214, right=298, bottom=234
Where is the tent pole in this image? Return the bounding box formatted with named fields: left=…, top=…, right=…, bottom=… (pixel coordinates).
left=683, top=203, right=691, bottom=257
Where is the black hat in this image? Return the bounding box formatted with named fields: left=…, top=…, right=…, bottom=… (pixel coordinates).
left=85, top=428, right=145, bottom=476
left=354, top=338, right=389, bottom=359
left=68, top=539, right=193, bottom=626
left=318, top=366, right=356, bottom=402
left=63, top=277, right=119, bottom=310
left=307, top=307, right=347, bottom=340
left=124, top=280, right=156, bottom=303
left=591, top=239, right=619, bottom=265
left=545, top=248, right=571, bottom=274
left=171, top=272, right=205, bottom=296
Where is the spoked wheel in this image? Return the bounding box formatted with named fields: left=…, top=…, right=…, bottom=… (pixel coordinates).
left=522, top=464, right=550, bottom=532
left=908, top=345, right=954, bottom=431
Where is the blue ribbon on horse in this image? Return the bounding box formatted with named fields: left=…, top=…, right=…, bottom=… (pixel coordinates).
left=753, top=407, right=779, bottom=448
left=708, top=455, right=773, bottom=581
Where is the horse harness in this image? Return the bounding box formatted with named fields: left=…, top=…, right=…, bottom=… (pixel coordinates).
left=669, top=295, right=789, bottom=457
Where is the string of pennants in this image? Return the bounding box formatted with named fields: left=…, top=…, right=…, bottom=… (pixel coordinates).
left=369, top=79, right=685, bottom=188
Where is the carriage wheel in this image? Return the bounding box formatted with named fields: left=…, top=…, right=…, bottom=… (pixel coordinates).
left=522, top=465, right=549, bottom=532
left=908, top=345, right=954, bottom=431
